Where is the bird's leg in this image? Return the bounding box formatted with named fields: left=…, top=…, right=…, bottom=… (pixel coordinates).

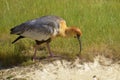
left=32, top=44, right=39, bottom=61
left=46, top=42, right=63, bottom=59
left=32, top=40, right=42, bottom=61
left=46, top=42, right=54, bottom=57
left=45, top=38, right=54, bottom=57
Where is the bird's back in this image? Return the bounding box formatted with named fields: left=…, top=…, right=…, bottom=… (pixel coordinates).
left=31, top=15, right=64, bottom=25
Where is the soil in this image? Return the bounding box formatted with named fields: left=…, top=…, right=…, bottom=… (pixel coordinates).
left=0, top=56, right=120, bottom=80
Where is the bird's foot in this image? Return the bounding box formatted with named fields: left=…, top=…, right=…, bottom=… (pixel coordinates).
left=48, top=53, right=61, bottom=58
left=49, top=53, right=55, bottom=57
left=32, top=56, right=37, bottom=62
left=48, top=53, right=58, bottom=57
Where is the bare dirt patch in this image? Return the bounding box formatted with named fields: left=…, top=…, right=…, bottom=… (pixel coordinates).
left=0, top=56, right=120, bottom=80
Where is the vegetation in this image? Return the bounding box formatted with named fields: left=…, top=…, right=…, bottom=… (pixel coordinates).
left=0, top=0, right=120, bottom=67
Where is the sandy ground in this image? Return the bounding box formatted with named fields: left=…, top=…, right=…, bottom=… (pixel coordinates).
left=0, top=56, right=120, bottom=80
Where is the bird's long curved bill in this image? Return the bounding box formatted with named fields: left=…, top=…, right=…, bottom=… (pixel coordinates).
left=77, top=36, right=82, bottom=53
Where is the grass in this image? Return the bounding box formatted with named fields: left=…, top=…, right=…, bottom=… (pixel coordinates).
left=0, top=0, right=120, bottom=67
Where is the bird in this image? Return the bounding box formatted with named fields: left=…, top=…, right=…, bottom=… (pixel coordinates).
left=10, top=15, right=82, bottom=60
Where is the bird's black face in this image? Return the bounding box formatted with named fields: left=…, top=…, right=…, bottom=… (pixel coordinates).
left=76, top=34, right=82, bottom=53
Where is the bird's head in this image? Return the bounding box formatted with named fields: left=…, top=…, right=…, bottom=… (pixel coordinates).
left=65, top=27, right=82, bottom=53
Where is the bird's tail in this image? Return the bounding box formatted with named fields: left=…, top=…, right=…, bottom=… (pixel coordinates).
left=12, top=36, right=24, bottom=44
left=10, top=27, right=16, bottom=34
left=10, top=23, right=26, bottom=35
left=10, top=25, right=22, bottom=34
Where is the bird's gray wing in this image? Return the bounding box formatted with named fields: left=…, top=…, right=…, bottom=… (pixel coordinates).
left=10, top=16, right=60, bottom=35
left=10, top=23, right=27, bottom=35
left=19, top=22, right=59, bottom=41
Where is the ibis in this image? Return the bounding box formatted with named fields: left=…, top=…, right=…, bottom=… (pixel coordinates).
left=10, top=15, right=82, bottom=60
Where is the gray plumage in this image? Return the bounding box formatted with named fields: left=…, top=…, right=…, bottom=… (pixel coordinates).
left=10, top=15, right=64, bottom=41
